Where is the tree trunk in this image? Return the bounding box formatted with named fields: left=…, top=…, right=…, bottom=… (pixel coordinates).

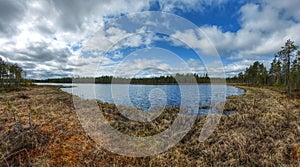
left=287, top=55, right=291, bottom=97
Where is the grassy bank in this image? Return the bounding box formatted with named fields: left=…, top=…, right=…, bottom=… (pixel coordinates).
left=0, top=85, right=299, bottom=166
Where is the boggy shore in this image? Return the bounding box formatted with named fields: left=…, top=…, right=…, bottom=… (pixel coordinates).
left=0, top=85, right=299, bottom=166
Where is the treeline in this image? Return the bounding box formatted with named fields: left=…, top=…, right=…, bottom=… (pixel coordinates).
left=35, top=73, right=211, bottom=84
left=228, top=39, right=300, bottom=97
left=0, top=58, right=29, bottom=91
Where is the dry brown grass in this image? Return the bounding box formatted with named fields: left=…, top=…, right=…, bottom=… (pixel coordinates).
left=0, top=85, right=299, bottom=166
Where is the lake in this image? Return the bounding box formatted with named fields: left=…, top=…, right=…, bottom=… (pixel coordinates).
left=35, top=83, right=244, bottom=113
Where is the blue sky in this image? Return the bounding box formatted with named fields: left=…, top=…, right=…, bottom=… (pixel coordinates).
left=0, top=0, right=299, bottom=79
left=156, top=1, right=245, bottom=32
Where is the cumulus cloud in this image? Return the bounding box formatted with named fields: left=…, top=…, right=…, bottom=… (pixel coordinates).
left=0, top=1, right=26, bottom=37
left=171, top=29, right=220, bottom=56
left=262, top=0, right=300, bottom=22
left=0, top=0, right=299, bottom=78
left=0, top=0, right=151, bottom=78
left=167, top=0, right=300, bottom=76
left=96, top=58, right=170, bottom=78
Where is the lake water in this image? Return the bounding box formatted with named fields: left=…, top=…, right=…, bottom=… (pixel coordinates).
left=36, top=83, right=244, bottom=112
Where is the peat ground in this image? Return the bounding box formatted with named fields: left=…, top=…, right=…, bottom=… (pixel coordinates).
left=0, top=85, right=299, bottom=166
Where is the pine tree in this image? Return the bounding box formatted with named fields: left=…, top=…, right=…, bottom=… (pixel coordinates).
left=291, top=59, right=299, bottom=90
left=0, top=58, right=25, bottom=90
left=269, top=58, right=282, bottom=85
left=277, top=39, right=299, bottom=97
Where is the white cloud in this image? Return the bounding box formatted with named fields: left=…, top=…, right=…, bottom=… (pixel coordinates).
left=84, top=27, right=129, bottom=51
left=262, top=0, right=300, bottom=22
left=166, top=0, right=300, bottom=77
left=0, top=0, right=151, bottom=79
left=171, top=29, right=219, bottom=56
left=105, top=58, right=170, bottom=78
left=0, top=0, right=299, bottom=79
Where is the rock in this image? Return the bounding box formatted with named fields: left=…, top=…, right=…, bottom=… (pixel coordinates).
left=199, top=105, right=211, bottom=109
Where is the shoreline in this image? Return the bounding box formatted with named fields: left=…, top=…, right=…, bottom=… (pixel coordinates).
left=0, top=85, right=299, bottom=166
left=39, top=83, right=246, bottom=113
left=34, top=82, right=230, bottom=86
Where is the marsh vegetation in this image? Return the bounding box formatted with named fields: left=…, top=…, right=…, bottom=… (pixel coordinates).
left=0, top=85, right=299, bottom=166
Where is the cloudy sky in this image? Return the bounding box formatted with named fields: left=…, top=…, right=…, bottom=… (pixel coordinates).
left=0, top=0, right=299, bottom=79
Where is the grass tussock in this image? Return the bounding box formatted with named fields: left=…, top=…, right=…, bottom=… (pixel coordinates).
left=0, top=85, right=299, bottom=166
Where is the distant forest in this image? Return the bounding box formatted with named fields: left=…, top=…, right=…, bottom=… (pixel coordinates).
left=34, top=73, right=213, bottom=85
